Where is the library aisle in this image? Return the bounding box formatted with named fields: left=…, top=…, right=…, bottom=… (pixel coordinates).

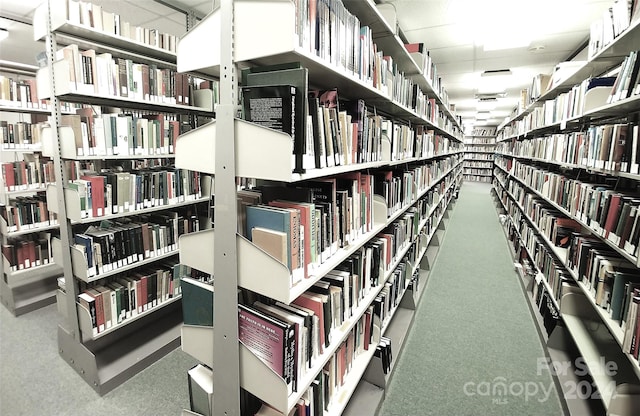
left=0, top=302, right=198, bottom=415
left=379, top=181, right=565, bottom=416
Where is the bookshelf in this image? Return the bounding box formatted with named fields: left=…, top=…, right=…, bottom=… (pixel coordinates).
left=33, top=0, right=214, bottom=394
left=175, top=0, right=463, bottom=415
left=0, top=61, right=63, bottom=316
left=463, top=135, right=496, bottom=183
left=493, top=8, right=640, bottom=411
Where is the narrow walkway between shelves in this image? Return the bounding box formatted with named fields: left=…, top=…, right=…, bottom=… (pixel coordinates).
left=378, top=181, right=565, bottom=416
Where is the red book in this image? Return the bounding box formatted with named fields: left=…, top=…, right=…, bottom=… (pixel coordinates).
left=404, top=42, right=424, bottom=53
left=604, top=194, right=622, bottom=237
left=87, top=289, right=105, bottom=333
left=81, top=175, right=105, bottom=217
left=18, top=161, right=27, bottom=188
left=26, top=240, right=36, bottom=268
left=168, top=120, right=179, bottom=153
left=140, top=274, right=149, bottom=311
left=17, top=241, right=27, bottom=269
left=293, top=293, right=326, bottom=353
left=2, top=163, right=15, bottom=190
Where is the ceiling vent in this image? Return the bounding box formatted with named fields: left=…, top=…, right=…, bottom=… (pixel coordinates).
left=475, top=93, right=506, bottom=101
left=481, top=69, right=512, bottom=77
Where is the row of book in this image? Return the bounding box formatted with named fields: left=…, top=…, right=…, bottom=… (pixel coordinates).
left=0, top=194, right=57, bottom=233
left=470, top=127, right=497, bottom=137
left=238, top=162, right=458, bottom=285
left=588, top=0, right=639, bottom=59
left=64, top=167, right=203, bottom=220
left=76, top=262, right=204, bottom=337
left=608, top=50, right=640, bottom=104
left=56, top=44, right=198, bottom=105
left=0, top=74, right=81, bottom=113
left=465, top=153, right=494, bottom=161
left=287, top=1, right=460, bottom=139
left=511, top=160, right=640, bottom=258
left=465, top=137, right=495, bottom=145
left=500, top=66, right=639, bottom=139
left=499, top=123, right=640, bottom=174
left=464, top=145, right=494, bottom=153
left=496, top=181, right=573, bottom=306
left=64, top=0, right=178, bottom=53
left=72, top=208, right=202, bottom=279
left=239, top=64, right=461, bottom=174
left=60, top=110, right=181, bottom=157
left=463, top=168, right=491, bottom=175
left=403, top=42, right=449, bottom=109
left=463, top=161, right=493, bottom=168
left=506, top=171, right=640, bottom=361
left=236, top=214, right=424, bottom=407
left=2, top=231, right=53, bottom=272
left=1, top=155, right=55, bottom=193
left=1, top=120, right=45, bottom=150
left=464, top=175, right=492, bottom=183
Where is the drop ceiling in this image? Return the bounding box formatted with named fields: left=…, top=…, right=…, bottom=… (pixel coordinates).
left=0, top=0, right=616, bottom=129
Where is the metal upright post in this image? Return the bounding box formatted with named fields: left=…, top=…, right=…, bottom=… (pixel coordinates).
left=213, top=0, right=241, bottom=414
left=45, top=0, right=80, bottom=340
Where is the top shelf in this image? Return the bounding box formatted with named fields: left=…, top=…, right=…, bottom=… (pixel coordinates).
left=33, top=0, right=177, bottom=64
left=499, top=18, right=640, bottom=131
left=177, top=0, right=461, bottom=138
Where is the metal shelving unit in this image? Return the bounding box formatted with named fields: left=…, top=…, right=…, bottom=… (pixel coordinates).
left=175, top=1, right=464, bottom=414
left=34, top=0, right=214, bottom=395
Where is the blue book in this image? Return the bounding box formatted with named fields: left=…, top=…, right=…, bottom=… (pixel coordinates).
left=74, top=234, right=94, bottom=270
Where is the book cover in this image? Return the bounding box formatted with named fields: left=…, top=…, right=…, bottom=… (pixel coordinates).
left=251, top=226, right=288, bottom=266
left=181, top=277, right=214, bottom=327
left=242, top=64, right=311, bottom=172
left=238, top=304, right=295, bottom=395
left=242, top=84, right=297, bottom=171
left=187, top=364, right=213, bottom=416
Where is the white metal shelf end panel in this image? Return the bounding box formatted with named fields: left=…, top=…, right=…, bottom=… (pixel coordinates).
left=178, top=0, right=295, bottom=76
left=175, top=119, right=294, bottom=182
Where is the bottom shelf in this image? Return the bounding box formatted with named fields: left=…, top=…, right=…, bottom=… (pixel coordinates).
left=58, top=299, right=183, bottom=395
left=342, top=380, right=385, bottom=416
left=0, top=274, right=57, bottom=316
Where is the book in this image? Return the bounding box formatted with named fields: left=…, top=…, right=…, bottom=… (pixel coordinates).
left=251, top=227, right=288, bottom=266
left=188, top=364, right=213, bottom=416
left=238, top=304, right=295, bottom=395
left=242, top=63, right=312, bottom=172
left=181, top=277, right=214, bottom=327
left=242, top=85, right=297, bottom=172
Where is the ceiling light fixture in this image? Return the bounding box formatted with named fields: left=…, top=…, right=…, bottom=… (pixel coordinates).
left=0, top=29, right=8, bottom=42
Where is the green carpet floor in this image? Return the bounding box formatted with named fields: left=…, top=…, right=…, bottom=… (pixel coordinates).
left=378, top=182, right=564, bottom=416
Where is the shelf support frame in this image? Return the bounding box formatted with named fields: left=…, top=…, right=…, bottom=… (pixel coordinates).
left=213, top=0, right=241, bottom=415
left=44, top=0, right=80, bottom=341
